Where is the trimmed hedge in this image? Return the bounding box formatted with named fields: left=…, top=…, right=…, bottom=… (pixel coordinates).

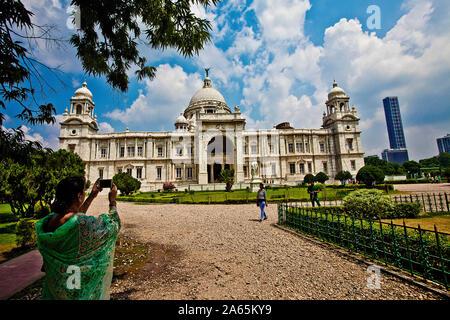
left=391, top=203, right=422, bottom=219
left=305, top=203, right=420, bottom=220
left=384, top=179, right=431, bottom=184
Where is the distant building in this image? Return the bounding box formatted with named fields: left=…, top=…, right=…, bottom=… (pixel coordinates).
left=383, top=97, right=407, bottom=149
left=382, top=97, right=409, bottom=164
left=381, top=148, right=409, bottom=164
left=437, top=134, right=450, bottom=153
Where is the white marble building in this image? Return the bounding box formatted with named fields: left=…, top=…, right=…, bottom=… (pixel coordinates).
left=59, top=73, right=365, bottom=191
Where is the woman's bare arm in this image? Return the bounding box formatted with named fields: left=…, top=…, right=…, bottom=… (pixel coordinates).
left=79, top=178, right=102, bottom=213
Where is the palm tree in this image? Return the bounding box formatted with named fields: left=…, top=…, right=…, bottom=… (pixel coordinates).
left=219, top=169, right=235, bottom=192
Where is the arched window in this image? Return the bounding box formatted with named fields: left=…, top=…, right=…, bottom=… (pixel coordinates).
left=76, top=105, right=82, bottom=114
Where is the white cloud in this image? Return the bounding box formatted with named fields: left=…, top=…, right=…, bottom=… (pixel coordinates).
left=98, top=122, right=114, bottom=133
left=250, top=0, right=311, bottom=43
left=105, top=64, right=203, bottom=130
left=226, top=27, right=262, bottom=57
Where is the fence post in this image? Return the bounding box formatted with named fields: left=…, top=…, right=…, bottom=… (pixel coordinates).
left=359, top=217, right=365, bottom=255
left=390, top=221, right=401, bottom=268
left=337, top=213, right=342, bottom=246
left=446, top=193, right=449, bottom=212
left=433, top=194, right=438, bottom=212
left=418, top=225, right=432, bottom=281
left=434, top=225, right=448, bottom=289
left=369, top=219, right=377, bottom=259
left=438, top=193, right=444, bottom=212
left=352, top=215, right=357, bottom=252
left=343, top=214, right=348, bottom=248
left=427, top=194, right=433, bottom=213
left=402, top=221, right=414, bottom=276
left=379, top=219, right=387, bottom=263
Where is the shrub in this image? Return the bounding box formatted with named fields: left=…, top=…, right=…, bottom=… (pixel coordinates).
left=356, top=165, right=385, bottom=186
left=15, top=219, right=37, bottom=248
left=343, top=189, right=395, bottom=219
left=315, top=172, right=329, bottom=184
left=384, top=179, right=431, bottom=184
left=113, top=172, right=141, bottom=195
left=163, top=182, right=176, bottom=192
left=335, top=171, right=352, bottom=185
left=392, top=203, right=422, bottom=219
left=219, top=169, right=235, bottom=192
left=304, top=174, right=315, bottom=184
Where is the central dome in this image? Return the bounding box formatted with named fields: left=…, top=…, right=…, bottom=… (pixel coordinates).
left=184, top=74, right=231, bottom=119
left=189, top=83, right=226, bottom=105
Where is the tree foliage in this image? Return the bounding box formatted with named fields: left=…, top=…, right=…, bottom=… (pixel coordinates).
left=70, top=0, right=219, bottom=92
left=356, top=165, right=385, bottom=186
left=113, top=172, right=141, bottom=195
left=219, top=169, right=234, bottom=192
left=0, top=0, right=57, bottom=127
left=402, top=160, right=421, bottom=175
left=315, top=172, right=329, bottom=184
left=303, top=174, right=315, bottom=184
left=0, top=149, right=85, bottom=217
left=363, top=156, right=406, bottom=176
left=335, top=171, right=352, bottom=185
left=1, top=0, right=218, bottom=127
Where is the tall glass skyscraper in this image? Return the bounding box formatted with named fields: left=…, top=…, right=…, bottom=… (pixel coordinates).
left=382, top=97, right=409, bottom=164
left=437, top=134, right=450, bottom=153
left=383, top=97, right=407, bottom=149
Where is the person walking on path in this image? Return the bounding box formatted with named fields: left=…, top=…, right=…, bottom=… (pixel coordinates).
left=36, top=177, right=120, bottom=300
left=257, top=183, right=268, bottom=222
left=307, top=181, right=321, bottom=207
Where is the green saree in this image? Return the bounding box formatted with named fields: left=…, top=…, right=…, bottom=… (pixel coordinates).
left=36, top=207, right=120, bottom=300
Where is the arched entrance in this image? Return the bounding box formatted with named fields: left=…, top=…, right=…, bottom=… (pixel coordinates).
left=206, top=136, right=234, bottom=183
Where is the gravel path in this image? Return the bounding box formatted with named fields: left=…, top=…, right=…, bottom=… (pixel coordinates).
left=85, top=196, right=443, bottom=300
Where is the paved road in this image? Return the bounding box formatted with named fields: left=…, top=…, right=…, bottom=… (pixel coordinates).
left=0, top=250, right=44, bottom=300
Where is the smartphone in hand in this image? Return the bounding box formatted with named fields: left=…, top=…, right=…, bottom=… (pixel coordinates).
left=99, top=179, right=112, bottom=188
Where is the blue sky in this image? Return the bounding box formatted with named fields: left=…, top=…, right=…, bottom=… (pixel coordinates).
left=3, top=0, right=450, bottom=161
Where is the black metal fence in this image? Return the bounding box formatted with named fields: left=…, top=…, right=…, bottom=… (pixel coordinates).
left=392, top=193, right=449, bottom=213
left=278, top=203, right=450, bottom=289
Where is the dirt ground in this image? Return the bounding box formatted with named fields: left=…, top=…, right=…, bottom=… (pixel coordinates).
left=82, top=196, right=444, bottom=300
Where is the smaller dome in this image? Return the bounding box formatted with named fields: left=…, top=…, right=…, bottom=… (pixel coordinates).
left=175, top=113, right=188, bottom=124
left=328, top=81, right=346, bottom=100
left=74, top=81, right=93, bottom=99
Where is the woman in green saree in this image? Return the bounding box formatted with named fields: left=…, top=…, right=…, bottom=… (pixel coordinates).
left=36, top=176, right=120, bottom=300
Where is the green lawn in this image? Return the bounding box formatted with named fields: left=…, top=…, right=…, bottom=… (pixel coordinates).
left=118, top=186, right=379, bottom=204
left=383, top=214, right=450, bottom=234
